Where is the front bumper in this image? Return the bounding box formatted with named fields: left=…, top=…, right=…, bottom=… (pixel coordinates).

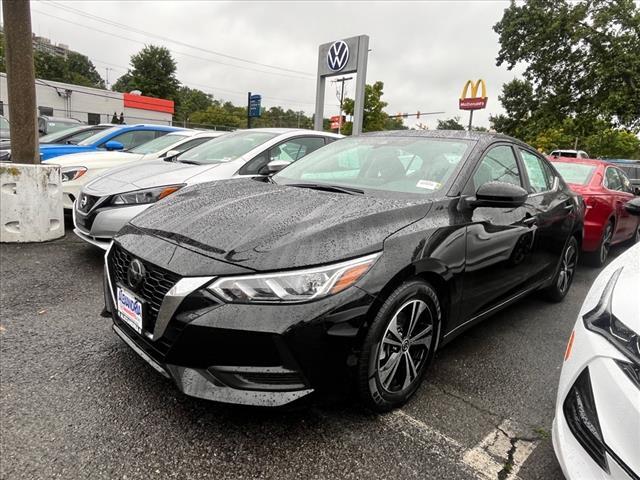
left=74, top=200, right=149, bottom=250
left=553, top=320, right=639, bottom=479
left=104, top=243, right=376, bottom=406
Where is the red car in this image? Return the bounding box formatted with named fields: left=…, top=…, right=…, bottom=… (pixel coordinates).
left=550, top=157, right=640, bottom=266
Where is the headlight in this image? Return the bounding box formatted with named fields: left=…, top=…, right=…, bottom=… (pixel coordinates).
left=208, top=252, right=381, bottom=303
left=583, top=267, right=639, bottom=364
left=111, top=184, right=184, bottom=205
left=61, top=166, right=87, bottom=182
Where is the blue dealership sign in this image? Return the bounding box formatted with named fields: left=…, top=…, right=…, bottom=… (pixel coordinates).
left=249, top=94, right=262, bottom=118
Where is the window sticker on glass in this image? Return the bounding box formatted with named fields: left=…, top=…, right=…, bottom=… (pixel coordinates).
left=416, top=180, right=440, bottom=190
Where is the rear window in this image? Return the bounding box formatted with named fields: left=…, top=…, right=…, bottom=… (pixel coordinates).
left=552, top=162, right=596, bottom=185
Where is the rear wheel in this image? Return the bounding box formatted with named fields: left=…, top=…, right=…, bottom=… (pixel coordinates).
left=585, top=221, right=613, bottom=268
left=544, top=236, right=578, bottom=302
left=357, top=279, right=440, bottom=412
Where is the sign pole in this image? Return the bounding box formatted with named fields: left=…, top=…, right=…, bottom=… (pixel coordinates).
left=247, top=92, right=252, bottom=129
left=468, top=110, right=474, bottom=131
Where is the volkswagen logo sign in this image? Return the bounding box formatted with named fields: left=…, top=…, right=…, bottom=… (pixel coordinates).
left=127, top=259, right=146, bottom=289
left=327, top=40, right=349, bottom=72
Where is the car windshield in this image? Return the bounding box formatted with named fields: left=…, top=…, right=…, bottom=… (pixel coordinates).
left=78, top=126, right=122, bottom=146
left=129, top=133, right=190, bottom=154
left=552, top=162, right=596, bottom=185
left=274, top=135, right=472, bottom=196
left=176, top=130, right=278, bottom=164
left=0, top=116, right=9, bottom=129
left=45, top=120, right=80, bottom=134
left=39, top=125, right=89, bottom=143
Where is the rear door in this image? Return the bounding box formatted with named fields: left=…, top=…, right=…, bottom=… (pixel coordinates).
left=604, top=167, right=634, bottom=241
left=518, top=148, right=574, bottom=281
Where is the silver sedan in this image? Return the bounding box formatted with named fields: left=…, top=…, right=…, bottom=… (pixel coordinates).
left=73, top=128, right=342, bottom=249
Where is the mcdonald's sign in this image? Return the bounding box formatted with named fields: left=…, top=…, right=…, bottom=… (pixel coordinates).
left=459, top=79, right=488, bottom=110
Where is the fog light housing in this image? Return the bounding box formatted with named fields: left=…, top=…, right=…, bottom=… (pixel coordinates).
left=562, top=367, right=608, bottom=472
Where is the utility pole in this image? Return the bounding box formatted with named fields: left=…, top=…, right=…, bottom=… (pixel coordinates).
left=2, top=0, right=38, bottom=164
left=332, top=76, right=352, bottom=134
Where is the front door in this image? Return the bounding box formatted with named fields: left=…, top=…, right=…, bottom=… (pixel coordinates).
left=460, top=144, right=537, bottom=321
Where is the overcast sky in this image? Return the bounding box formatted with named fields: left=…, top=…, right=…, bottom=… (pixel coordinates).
left=21, top=0, right=525, bottom=128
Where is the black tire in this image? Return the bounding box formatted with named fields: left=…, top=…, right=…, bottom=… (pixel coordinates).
left=584, top=221, right=613, bottom=268
left=357, top=279, right=440, bottom=412
left=544, top=236, right=578, bottom=302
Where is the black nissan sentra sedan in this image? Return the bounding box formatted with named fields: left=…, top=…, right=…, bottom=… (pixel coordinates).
left=103, top=130, right=583, bottom=411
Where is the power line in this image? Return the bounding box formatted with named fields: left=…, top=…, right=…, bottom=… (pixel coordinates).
left=30, top=8, right=314, bottom=82
left=44, top=1, right=315, bottom=77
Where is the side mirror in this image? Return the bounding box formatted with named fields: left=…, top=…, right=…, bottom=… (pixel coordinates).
left=163, top=149, right=181, bottom=159
left=104, top=140, right=124, bottom=151
left=468, top=181, right=528, bottom=209
left=266, top=159, right=291, bottom=175
left=624, top=197, right=640, bottom=216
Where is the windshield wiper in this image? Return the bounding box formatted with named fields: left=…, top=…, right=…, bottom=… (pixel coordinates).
left=177, top=159, right=202, bottom=165
left=286, top=183, right=364, bottom=195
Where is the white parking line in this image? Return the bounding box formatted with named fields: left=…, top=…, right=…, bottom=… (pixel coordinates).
left=387, top=412, right=539, bottom=480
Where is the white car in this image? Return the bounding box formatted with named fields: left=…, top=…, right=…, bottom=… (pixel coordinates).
left=73, top=128, right=342, bottom=249
left=553, top=201, right=640, bottom=480
left=52, top=130, right=226, bottom=210
left=550, top=149, right=590, bottom=159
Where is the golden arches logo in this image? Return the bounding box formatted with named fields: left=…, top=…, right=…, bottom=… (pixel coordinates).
left=459, top=79, right=488, bottom=110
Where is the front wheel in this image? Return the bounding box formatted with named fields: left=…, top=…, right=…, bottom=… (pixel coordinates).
left=544, top=236, right=578, bottom=302
left=357, top=279, right=440, bottom=412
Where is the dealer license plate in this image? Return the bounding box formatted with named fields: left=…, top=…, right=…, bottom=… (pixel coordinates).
left=116, top=286, right=144, bottom=334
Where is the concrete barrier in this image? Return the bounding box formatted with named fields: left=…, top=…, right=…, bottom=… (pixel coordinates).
left=0, top=163, right=65, bottom=242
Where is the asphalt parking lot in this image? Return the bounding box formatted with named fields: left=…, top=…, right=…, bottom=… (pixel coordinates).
left=0, top=229, right=624, bottom=480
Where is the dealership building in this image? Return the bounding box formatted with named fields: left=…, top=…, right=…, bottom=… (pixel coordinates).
left=0, top=72, right=174, bottom=126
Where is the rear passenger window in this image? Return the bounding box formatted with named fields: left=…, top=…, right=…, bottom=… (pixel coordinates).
left=473, top=145, right=522, bottom=189
left=520, top=149, right=552, bottom=193
left=605, top=168, right=623, bottom=191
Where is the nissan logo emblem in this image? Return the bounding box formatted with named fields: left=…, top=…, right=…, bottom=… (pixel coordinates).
left=80, top=195, right=88, bottom=208
left=127, top=259, right=146, bottom=289
left=327, top=40, right=349, bottom=72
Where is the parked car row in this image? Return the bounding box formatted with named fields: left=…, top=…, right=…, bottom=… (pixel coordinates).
left=6, top=123, right=639, bottom=478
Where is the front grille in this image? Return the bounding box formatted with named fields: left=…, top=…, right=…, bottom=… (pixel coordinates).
left=109, top=243, right=181, bottom=334
left=77, top=192, right=100, bottom=213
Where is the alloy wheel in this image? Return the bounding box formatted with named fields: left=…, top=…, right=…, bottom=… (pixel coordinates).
left=376, top=299, right=433, bottom=393
left=557, top=243, right=577, bottom=294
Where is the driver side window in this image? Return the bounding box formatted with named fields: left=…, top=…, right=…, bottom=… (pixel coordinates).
left=472, top=145, right=522, bottom=190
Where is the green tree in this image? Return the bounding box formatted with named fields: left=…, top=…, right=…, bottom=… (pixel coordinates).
left=65, top=52, right=105, bottom=88
left=341, top=81, right=390, bottom=135
left=437, top=117, right=466, bottom=130
left=190, top=100, right=245, bottom=129
left=174, top=86, right=213, bottom=123
left=112, top=45, right=180, bottom=100
left=494, top=0, right=640, bottom=132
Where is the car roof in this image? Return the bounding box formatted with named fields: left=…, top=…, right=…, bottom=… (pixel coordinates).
left=40, top=116, right=81, bottom=122
left=234, top=128, right=342, bottom=138
left=549, top=157, right=608, bottom=167
left=358, top=129, right=533, bottom=148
